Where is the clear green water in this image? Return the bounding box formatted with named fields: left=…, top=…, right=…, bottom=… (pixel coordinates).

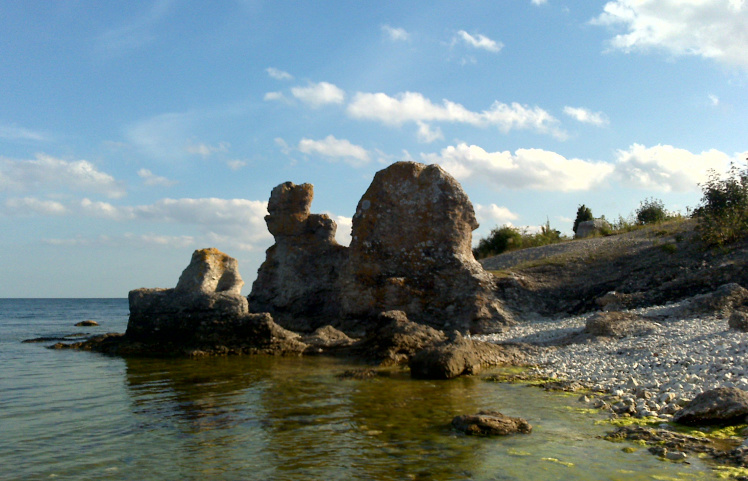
left=0, top=299, right=726, bottom=480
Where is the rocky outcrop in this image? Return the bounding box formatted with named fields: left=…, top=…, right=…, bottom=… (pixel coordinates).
left=673, top=387, right=748, bottom=425
left=584, top=311, right=659, bottom=338
left=451, top=411, right=532, bottom=436
left=409, top=336, right=481, bottom=379
left=249, top=182, right=347, bottom=332
left=339, top=161, right=514, bottom=334
left=352, top=310, right=447, bottom=365
left=729, top=311, right=748, bottom=332
left=575, top=219, right=610, bottom=239
left=675, top=283, right=748, bottom=318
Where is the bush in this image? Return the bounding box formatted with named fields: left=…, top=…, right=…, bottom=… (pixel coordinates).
left=636, top=197, right=669, bottom=225
left=573, top=204, right=593, bottom=234
left=473, top=225, right=523, bottom=259
left=472, top=220, right=568, bottom=259
left=694, top=162, right=748, bottom=246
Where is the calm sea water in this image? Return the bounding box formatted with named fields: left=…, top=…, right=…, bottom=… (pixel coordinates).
left=0, top=299, right=725, bottom=480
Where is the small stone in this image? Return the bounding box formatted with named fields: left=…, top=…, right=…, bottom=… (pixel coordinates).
left=452, top=411, right=532, bottom=436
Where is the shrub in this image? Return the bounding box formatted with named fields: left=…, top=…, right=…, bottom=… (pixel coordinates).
left=473, top=225, right=523, bottom=259
left=636, top=198, right=669, bottom=225
left=694, top=161, right=748, bottom=247
left=573, top=204, right=593, bottom=234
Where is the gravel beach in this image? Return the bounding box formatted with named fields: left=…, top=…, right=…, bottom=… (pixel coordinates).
left=475, top=300, right=748, bottom=419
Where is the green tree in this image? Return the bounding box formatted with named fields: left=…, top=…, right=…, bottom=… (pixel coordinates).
left=573, top=204, right=593, bottom=234
left=695, top=161, right=748, bottom=246
left=472, top=225, right=522, bottom=259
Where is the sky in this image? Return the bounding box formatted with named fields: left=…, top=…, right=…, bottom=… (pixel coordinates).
left=1, top=0, right=747, bottom=297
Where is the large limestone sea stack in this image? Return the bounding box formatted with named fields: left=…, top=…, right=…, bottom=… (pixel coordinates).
left=339, top=161, right=514, bottom=334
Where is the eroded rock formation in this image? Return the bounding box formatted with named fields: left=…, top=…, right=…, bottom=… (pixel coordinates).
left=339, top=161, right=514, bottom=333
left=249, top=182, right=347, bottom=332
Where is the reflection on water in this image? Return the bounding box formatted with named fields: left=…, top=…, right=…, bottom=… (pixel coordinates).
left=0, top=297, right=725, bottom=481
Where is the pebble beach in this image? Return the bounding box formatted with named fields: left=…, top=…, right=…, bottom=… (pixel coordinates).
left=476, top=300, right=748, bottom=419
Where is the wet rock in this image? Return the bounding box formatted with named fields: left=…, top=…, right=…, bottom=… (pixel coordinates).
left=302, top=325, right=357, bottom=350
left=353, top=310, right=446, bottom=365
left=336, top=368, right=380, bottom=380
left=339, top=161, right=514, bottom=334
left=673, top=387, right=748, bottom=426
left=75, top=320, right=99, bottom=327
left=249, top=182, right=347, bottom=332
left=409, top=336, right=481, bottom=379
left=584, top=311, right=658, bottom=338
left=452, top=411, right=532, bottom=436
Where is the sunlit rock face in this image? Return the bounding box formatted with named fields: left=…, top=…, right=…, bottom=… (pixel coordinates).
left=127, top=248, right=249, bottom=343
left=339, top=161, right=514, bottom=334
left=248, top=182, right=347, bottom=332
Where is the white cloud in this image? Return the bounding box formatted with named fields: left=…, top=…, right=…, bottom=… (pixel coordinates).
left=454, top=30, right=504, bottom=53
left=264, top=91, right=287, bottom=102
left=2, top=197, right=67, bottom=216
left=97, top=0, right=173, bottom=54
left=43, top=233, right=196, bottom=249
left=612, top=143, right=738, bottom=192
left=592, top=0, right=748, bottom=69
left=0, top=124, right=49, bottom=142
left=709, top=94, right=720, bottom=106
left=331, top=214, right=352, bottom=246
left=563, top=106, right=610, bottom=126
left=382, top=25, right=409, bottom=41
left=298, top=135, right=370, bottom=166
left=0, top=154, right=125, bottom=198
left=291, top=82, right=346, bottom=107
left=423, top=143, right=614, bottom=192
left=532, top=0, right=548, bottom=4
left=474, top=203, right=519, bottom=225
left=126, top=111, right=198, bottom=159
left=347, top=91, right=565, bottom=139
left=416, top=122, right=444, bottom=143
left=186, top=141, right=229, bottom=157
left=137, top=168, right=177, bottom=187
left=265, top=67, right=293, bottom=80
left=226, top=160, right=247, bottom=170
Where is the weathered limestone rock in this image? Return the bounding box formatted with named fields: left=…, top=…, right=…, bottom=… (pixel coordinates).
left=575, top=218, right=610, bottom=239
left=302, top=325, right=357, bottom=350
left=585, top=311, right=659, bottom=338
left=339, top=161, right=514, bottom=334
left=451, top=411, right=532, bottom=436
left=249, top=182, right=347, bottom=332
left=353, top=310, right=447, bottom=365
left=176, top=247, right=244, bottom=295
left=673, top=387, right=748, bottom=425
left=409, top=336, right=481, bottom=379
left=729, top=310, right=748, bottom=332
left=677, top=283, right=748, bottom=318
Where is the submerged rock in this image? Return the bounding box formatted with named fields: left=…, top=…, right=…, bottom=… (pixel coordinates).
left=673, top=387, right=748, bottom=426
left=249, top=182, right=347, bottom=332
left=75, top=320, right=99, bottom=327
left=339, top=161, right=514, bottom=334
left=452, top=411, right=532, bottom=436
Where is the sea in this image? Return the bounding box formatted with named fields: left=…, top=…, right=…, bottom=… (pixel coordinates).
left=0, top=298, right=727, bottom=480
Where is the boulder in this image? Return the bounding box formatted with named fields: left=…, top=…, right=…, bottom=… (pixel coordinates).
left=584, top=311, right=659, bottom=338
left=75, top=320, right=99, bottom=327
left=678, top=283, right=748, bottom=318
left=353, top=310, right=447, bottom=365
left=409, top=336, right=481, bottom=379
left=339, top=161, right=514, bottom=334
left=249, top=182, right=347, bottom=332
left=575, top=219, right=610, bottom=239
left=176, top=247, right=244, bottom=296
left=451, top=411, right=532, bottom=436
left=673, top=387, right=748, bottom=425
left=729, top=310, right=748, bottom=332
left=302, top=325, right=357, bottom=350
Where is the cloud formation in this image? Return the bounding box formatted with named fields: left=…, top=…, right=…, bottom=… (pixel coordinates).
left=265, top=67, right=293, bottom=80
left=593, top=0, right=748, bottom=69
left=0, top=124, right=49, bottom=142
left=0, top=154, right=125, bottom=198
left=291, top=82, right=346, bottom=107
left=454, top=30, right=503, bottom=53
left=298, top=135, right=370, bottom=165
left=474, top=203, right=519, bottom=225
left=611, top=143, right=737, bottom=192
left=348, top=91, right=565, bottom=139
left=382, top=25, right=409, bottom=41
left=137, top=168, right=177, bottom=187
left=423, top=143, right=614, bottom=192
left=563, top=106, right=609, bottom=126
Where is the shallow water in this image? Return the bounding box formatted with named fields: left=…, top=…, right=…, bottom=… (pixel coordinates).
left=0, top=299, right=725, bottom=480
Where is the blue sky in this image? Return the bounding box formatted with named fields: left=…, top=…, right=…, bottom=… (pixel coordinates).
left=1, top=0, right=747, bottom=297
